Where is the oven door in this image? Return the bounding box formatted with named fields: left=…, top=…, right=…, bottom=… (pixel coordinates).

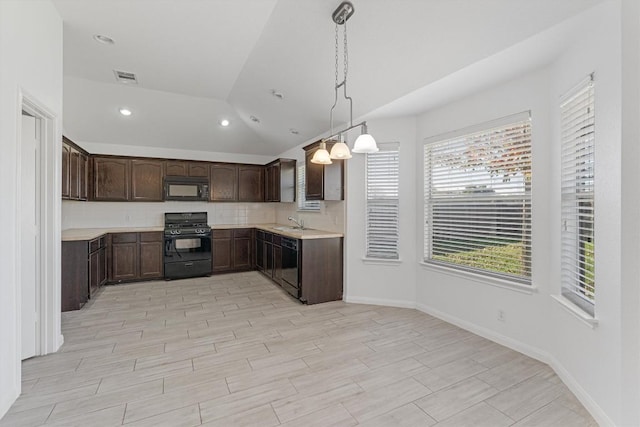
left=164, top=234, right=212, bottom=263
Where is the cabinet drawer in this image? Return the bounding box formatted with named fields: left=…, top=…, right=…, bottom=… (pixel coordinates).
left=89, top=236, right=105, bottom=253
left=111, top=232, right=138, bottom=244
left=234, top=228, right=252, bottom=239
left=263, top=232, right=273, bottom=243
left=272, top=234, right=282, bottom=246
left=139, top=231, right=163, bottom=242
left=212, top=229, right=232, bottom=239
left=256, top=230, right=265, bottom=241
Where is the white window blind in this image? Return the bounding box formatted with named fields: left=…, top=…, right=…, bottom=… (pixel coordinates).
left=297, top=165, right=321, bottom=211
left=424, top=112, right=532, bottom=283
left=560, top=76, right=595, bottom=316
left=366, top=143, right=400, bottom=259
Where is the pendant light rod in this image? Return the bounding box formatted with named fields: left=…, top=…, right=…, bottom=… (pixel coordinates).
left=323, top=120, right=368, bottom=143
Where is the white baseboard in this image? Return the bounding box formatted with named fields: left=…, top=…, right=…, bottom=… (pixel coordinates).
left=547, top=355, right=615, bottom=427
left=415, top=302, right=614, bottom=427
left=0, top=387, right=18, bottom=421
left=344, top=295, right=416, bottom=309
left=415, top=303, right=548, bottom=363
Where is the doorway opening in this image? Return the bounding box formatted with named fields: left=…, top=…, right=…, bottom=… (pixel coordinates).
left=18, top=93, right=62, bottom=366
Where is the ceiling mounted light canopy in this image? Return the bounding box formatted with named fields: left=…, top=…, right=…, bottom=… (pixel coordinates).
left=312, top=0, right=378, bottom=164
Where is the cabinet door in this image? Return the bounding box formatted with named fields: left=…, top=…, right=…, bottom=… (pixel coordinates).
left=111, top=242, right=138, bottom=281
left=305, top=149, right=324, bottom=200
left=279, top=159, right=296, bottom=203
left=264, top=164, right=279, bottom=202
left=233, top=232, right=252, bottom=270
left=98, top=246, right=107, bottom=286
left=238, top=165, right=264, bottom=202
left=255, top=234, right=264, bottom=271
left=79, top=153, right=89, bottom=201
left=62, top=143, right=70, bottom=199
left=93, top=157, right=130, bottom=201
left=139, top=241, right=164, bottom=279
left=131, top=159, right=164, bottom=201
left=273, top=244, right=282, bottom=284
left=165, top=161, right=189, bottom=176
left=89, top=250, right=100, bottom=298
left=188, top=162, right=209, bottom=177
left=69, top=148, right=80, bottom=200
left=210, top=164, right=238, bottom=201
left=212, top=238, right=233, bottom=272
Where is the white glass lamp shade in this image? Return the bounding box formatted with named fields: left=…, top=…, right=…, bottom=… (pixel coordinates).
left=329, top=141, right=352, bottom=159
left=311, top=142, right=333, bottom=164
left=352, top=133, right=379, bottom=153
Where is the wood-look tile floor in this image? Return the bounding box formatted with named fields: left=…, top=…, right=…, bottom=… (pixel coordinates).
left=1, top=272, right=597, bottom=427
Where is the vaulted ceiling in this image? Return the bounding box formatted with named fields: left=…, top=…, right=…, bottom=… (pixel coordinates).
left=53, top=0, right=602, bottom=155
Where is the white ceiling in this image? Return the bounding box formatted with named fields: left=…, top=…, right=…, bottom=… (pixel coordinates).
left=53, top=0, right=603, bottom=156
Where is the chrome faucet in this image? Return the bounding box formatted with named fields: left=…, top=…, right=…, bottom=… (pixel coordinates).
left=288, top=216, right=305, bottom=230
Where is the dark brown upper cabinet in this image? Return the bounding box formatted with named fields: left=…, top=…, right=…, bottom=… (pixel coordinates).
left=265, top=159, right=296, bottom=202
left=165, top=160, right=209, bottom=178
left=131, top=159, right=164, bottom=202
left=210, top=163, right=238, bottom=201
left=303, top=141, right=344, bottom=201
left=62, top=143, right=70, bottom=198
left=238, top=165, right=264, bottom=202
left=62, top=137, right=89, bottom=201
left=92, top=157, right=130, bottom=201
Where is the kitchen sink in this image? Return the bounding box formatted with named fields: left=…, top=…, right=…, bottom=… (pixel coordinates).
left=272, top=226, right=305, bottom=232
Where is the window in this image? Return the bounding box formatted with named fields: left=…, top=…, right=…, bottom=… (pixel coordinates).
left=297, top=165, right=321, bottom=211
left=560, top=76, right=595, bottom=316
left=424, top=112, right=532, bottom=283
left=366, top=143, right=400, bottom=259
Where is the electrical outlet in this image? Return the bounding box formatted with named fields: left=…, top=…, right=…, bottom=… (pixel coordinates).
left=497, top=310, right=506, bottom=322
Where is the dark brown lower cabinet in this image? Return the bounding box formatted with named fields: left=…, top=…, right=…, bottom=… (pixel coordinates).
left=299, top=237, right=343, bottom=304
left=257, top=231, right=343, bottom=305
left=62, top=235, right=107, bottom=312
left=212, top=228, right=253, bottom=273
left=139, top=232, right=164, bottom=279
left=110, top=232, right=163, bottom=283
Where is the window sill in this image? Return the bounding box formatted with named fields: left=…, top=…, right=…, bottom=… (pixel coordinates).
left=362, top=257, right=402, bottom=266
left=419, top=261, right=537, bottom=295
left=551, top=294, right=599, bottom=328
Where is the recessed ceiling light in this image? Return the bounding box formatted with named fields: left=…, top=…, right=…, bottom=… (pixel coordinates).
left=250, top=115, right=260, bottom=123
left=270, top=89, right=285, bottom=100
left=289, top=128, right=299, bottom=135
left=93, top=34, right=115, bottom=45
left=219, top=119, right=230, bottom=127
left=119, top=108, right=132, bottom=116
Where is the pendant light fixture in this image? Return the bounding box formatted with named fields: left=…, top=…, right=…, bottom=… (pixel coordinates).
left=311, top=1, right=378, bottom=165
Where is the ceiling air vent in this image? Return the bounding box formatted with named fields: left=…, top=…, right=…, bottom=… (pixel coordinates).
left=113, top=70, right=138, bottom=84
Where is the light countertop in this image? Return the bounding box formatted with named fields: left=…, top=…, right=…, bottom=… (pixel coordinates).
left=62, top=224, right=342, bottom=241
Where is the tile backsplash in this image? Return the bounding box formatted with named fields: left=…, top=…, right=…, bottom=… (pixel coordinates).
left=62, top=201, right=277, bottom=229
left=275, top=201, right=345, bottom=234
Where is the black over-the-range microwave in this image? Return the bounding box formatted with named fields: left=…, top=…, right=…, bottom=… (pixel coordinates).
left=164, top=176, right=209, bottom=201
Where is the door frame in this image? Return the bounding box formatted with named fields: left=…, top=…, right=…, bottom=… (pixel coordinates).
left=16, top=90, right=62, bottom=365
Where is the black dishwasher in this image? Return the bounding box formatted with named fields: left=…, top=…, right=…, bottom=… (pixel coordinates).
left=281, top=237, right=300, bottom=298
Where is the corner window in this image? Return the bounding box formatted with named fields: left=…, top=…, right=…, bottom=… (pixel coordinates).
left=366, top=143, right=400, bottom=259
left=560, top=76, right=595, bottom=316
left=423, top=112, right=532, bottom=284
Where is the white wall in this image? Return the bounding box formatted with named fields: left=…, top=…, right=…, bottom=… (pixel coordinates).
left=78, top=141, right=274, bottom=165
left=343, top=117, right=418, bottom=307
left=406, top=2, right=632, bottom=425
left=0, top=0, right=63, bottom=418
